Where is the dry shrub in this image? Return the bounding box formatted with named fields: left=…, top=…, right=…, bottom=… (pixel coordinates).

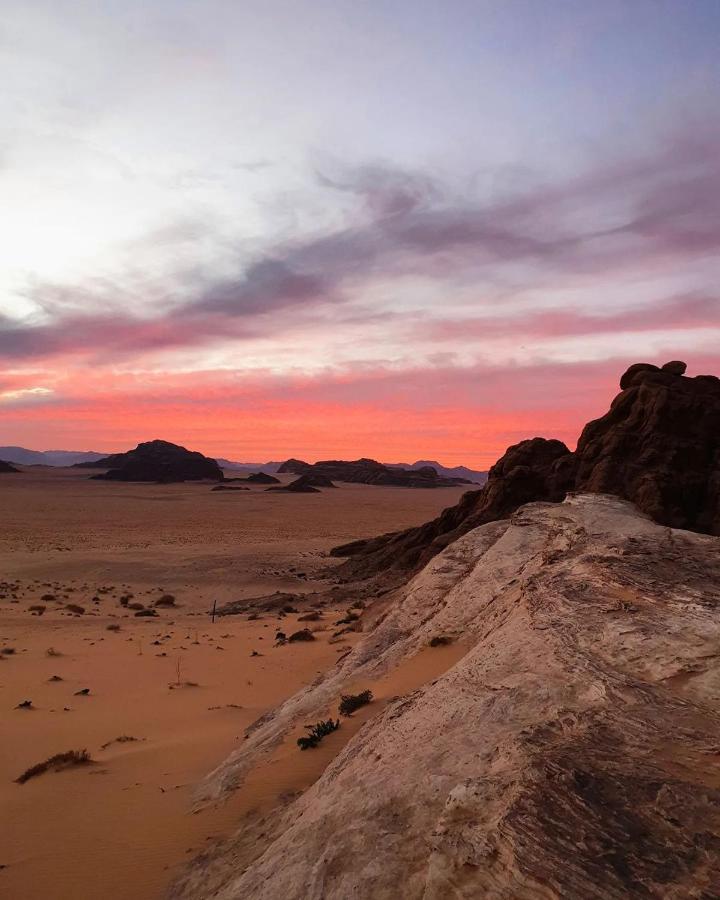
left=16, top=749, right=92, bottom=784
left=288, top=629, right=315, bottom=643
left=339, top=689, right=373, bottom=717
left=154, top=594, right=176, bottom=607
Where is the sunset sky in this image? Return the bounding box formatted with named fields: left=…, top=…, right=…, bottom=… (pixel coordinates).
left=2, top=1, right=719, bottom=466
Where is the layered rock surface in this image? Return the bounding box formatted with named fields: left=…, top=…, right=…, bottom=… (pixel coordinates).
left=333, top=361, right=720, bottom=580
left=171, top=494, right=720, bottom=899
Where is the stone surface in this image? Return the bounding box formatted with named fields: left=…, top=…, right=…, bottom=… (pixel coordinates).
left=88, top=440, right=224, bottom=483
left=172, top=495, right=720, bottom=900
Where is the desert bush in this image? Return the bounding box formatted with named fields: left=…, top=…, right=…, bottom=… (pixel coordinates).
left=297, top=719, right=339, bottom=750
left=29, top=604, right=46, bottom=615
left=65, top=604, right=85, bottom=615
left=338, top=689, right=373, bottom=717
left=127, top=602, right=145, bottom=610
left=429, top=635, right=451, bottom=647
left=335, top=611, right=360, bottom=625
left=40, top=594, right=56, bottom=602
left=106, top=623, right=121, bottom=632
left=135, top=609, right=158, bottom=617
left=288, top=629, right=315, bottom=643
left=155, top=594, right=176, bottom=607
left=45, top=647, right=62, bottom=657
left=16, top=749, right=92, bottom=783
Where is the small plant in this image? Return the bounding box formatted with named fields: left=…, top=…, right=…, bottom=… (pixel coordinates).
left=429, top=635, right=451, bottom=647
left=45, top=647, right=62, bottom=657
left=338, top=689, right=373, bottom=717
left=106, top=623, right=121, bottom=632
left=16, top=749, right=92, bottom=783
left=29, top=604, right=46, bottom=615
left=155, top=594, right=176, bottom=607
left=335, top=611, right=360, bottom=625
left=288, top=629, right=315, bottom=643
left=65, top=604, right=85, bottom=615
left=297, top=719, right=340, bottom=750
left=100, top=735, right=142, bottom=750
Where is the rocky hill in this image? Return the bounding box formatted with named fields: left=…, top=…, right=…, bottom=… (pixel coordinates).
left=387, top=459, right=488, bottom=483
left=278, top=457, right=471, bottom=487
left=0, top=446, right=106, bottom=467
left=332, top=361, right=720, bottom=579
left=171, top=494, right=720, bottom=899
left=0, top=460, right=20, bottom=473
left=84, top=440, right=224, bottom=483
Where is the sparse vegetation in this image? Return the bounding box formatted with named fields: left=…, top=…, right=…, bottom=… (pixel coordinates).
left=45, top=647, right=62, bottom=657
left=339, top=689, right=373, bottom=717
left=106, top=623, right=121, bottom=632
left=16, top=749, right=92, bottom=783
left=100, top=735, right=142, bottom=750
left=429, top=635, right=452, bottom=647
left=288, top=628, right=315, bottom=643
left=65, top=603, right=85, bottom=615
left=335, top=611, right=360, bottom=625
left=155, top=594, right=176, bottom=607
left=29, top=604, right=46, bottom=615
left=297, top=719, right=340, bottom=750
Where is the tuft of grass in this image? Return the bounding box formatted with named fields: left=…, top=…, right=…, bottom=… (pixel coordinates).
left=16, top=749, right=92, bottom=784
left=338, top=689, right=373, bottom=717
left=297, top=719, right=339, bottom=750
left=100, top=735, right=142, bottom=750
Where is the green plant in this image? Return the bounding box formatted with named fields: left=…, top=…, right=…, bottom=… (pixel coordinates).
left=338, top=689, right=373, bottom=717
left=297, top=719, right=339, bottom=750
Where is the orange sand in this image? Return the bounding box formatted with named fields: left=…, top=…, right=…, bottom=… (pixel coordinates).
left=0, top=466, right=467, bottom=898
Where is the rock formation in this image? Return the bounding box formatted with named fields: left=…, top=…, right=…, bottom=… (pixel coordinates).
left=244, top=472, right=281, bottom=484
left=279, top=457, right=470, bottom=487
left=171, top=494, right=720, bottom=900
left=0, top=460, right=20, bottom=473
left=333, top=361, right=720, bottom=579
left=211, top=485, right=250, bottom=492
left=266, top=475, right=322, bottom=493
left=87, top=440, right=224, bottom=483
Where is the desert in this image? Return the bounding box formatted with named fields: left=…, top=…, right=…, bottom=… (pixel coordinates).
left=0, top=466, right=466, bottom=899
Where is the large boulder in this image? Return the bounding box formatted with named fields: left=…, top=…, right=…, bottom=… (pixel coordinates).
left=89, top=440, right=224, bottom=483
left=575, top=362, right=720, bottom=533
left=266, top=475, right=321, bottom=493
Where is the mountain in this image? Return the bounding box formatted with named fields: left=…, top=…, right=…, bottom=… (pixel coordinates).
left=332, top=360, right=720, bottom=579
left=277, top=457, right=472, bottom=488
left=387, top=459, right=487, bottom=483
left=84, top=440, right=224, bottom=483
left=215, top=459, right=284, bottom=474
left=0, top=446, right=106, bottom=467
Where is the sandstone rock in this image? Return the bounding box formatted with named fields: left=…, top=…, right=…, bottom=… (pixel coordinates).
left=266, top=475, right=321, bottom=493
left=88, top=440, right=223, bottom=483
left=279, top=457, right=469, bottom=487
left=332, top=362, right=720, bottom=579
left=661, top=359, right=687, bottom=375
left=172, top=495, right=720, bottom=900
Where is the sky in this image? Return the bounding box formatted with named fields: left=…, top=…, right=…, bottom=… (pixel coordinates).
left=1, top=0, right=719, bottom=466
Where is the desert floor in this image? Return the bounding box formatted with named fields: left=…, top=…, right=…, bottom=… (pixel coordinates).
left=0, top=466, right=467, bottom=899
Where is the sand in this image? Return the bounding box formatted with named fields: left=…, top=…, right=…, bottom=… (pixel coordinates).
left=0, top=466, right=467, bottom=899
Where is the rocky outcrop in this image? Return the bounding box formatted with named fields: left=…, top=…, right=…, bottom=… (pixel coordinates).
left=88, top=440, right=224, bottom=483
left=244, top=472, right=280, bottom=484
left=332, top=437, right=575, bottom=577
left=279, top=457, right=470, bottom=487
left=333, top=361, right=720, bottom=579
left=171, top=495, right=720, bottom=900
left=266, top=475, right=322, bottom=493
left=0, top=460, right=20, bottom=473
left=211, top=485, right=249, bottom=492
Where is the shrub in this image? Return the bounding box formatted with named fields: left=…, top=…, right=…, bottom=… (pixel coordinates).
left=135, top=609, right=158, bottom=617
left=338, top=689, right=373, bottom=717
left=429, top=635, right=451, bottom=647
left=297, top=719, right=339, bottom=750
left=335, top=611, right=359, bottom=625
left=288, top=629, right=315, bottom=643
left=16, top=749, right=92, bottom=783
left=106, top=623, right=121, bottom=632
left=29, top=604, right=46, bottom=615
left=65, top=604, right=85, bottom=615
left=155, top=594, right=176, bottom=607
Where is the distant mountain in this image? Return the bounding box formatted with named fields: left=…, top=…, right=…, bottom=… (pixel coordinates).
left=215, top=459, right=284, bottom=474
left=0, top=446, right=107, bottom=467
left=277, top=457, right=473, bottom=488
left=387, top=460, right=488, bottom=484
left=84, top=440, right=224, bottom=483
